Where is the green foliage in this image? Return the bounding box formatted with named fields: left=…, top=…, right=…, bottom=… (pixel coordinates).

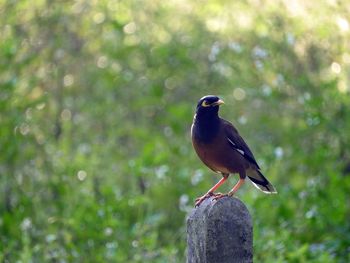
left=1, top=0, right=350, bottom=262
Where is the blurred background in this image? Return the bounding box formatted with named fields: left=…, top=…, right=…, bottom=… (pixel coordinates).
left=1, top=0, right=350, bottom=262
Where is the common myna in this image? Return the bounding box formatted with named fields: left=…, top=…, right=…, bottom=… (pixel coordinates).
left=191, top=95, right=277, bottom=207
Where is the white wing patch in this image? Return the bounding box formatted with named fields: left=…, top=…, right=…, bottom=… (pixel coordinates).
left=227, top=138, right=245, bottom=156
left=236, top=148, right=244, bottom=155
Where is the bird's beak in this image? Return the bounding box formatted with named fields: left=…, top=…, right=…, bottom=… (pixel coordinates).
left=213, top=99, right=225, bottom=106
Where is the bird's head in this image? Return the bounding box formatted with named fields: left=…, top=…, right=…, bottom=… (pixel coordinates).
left=196, top=95, right=224, bottom=114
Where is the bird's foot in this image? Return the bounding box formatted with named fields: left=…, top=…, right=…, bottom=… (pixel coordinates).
left=212, top=192, right=228, bottom=201
left=212, top=191, right=235, bottom=201
left=227, top=190, right=235, bottom=197
left=195, top=192, right=214, bottom=207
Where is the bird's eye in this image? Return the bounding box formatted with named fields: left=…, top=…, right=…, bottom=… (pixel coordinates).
left=201, top=100, right=211, bottom=107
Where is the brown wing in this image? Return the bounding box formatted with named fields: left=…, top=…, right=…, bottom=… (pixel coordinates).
left=221, top=119, right=261, bottom=169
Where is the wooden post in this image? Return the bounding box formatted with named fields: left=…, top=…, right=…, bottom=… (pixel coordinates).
left=186, top=196, right=253, bottom=263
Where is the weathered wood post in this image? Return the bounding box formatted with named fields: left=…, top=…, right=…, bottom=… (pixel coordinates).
left=187, top=196, right=253, bottom=263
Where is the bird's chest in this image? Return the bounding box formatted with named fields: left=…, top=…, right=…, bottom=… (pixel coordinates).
left=192, top=136, right=233, bottom=174
left=191, top=120, right=219, bottom=144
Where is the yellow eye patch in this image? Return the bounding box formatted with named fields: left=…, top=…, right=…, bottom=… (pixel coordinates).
left=201, top=100, right=211, bottom=107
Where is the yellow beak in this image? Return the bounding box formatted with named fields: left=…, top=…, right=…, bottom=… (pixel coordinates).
left=213, top=99, right=225, bottom=106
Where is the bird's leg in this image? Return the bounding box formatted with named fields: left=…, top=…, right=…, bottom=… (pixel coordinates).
left=228, top=178, right=245, bottom=196
left=195, top=175, right=228, bottom=207
left=213, top=178, right=245, bottom=200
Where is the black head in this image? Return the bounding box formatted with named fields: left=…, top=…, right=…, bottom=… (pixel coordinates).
left=193, top=95, right=224, bottom=142
left=196, top=95, right=224, bottom=112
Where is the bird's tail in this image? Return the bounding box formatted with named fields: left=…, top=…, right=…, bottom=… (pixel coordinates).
left=247, top=169, right=277, bottom=194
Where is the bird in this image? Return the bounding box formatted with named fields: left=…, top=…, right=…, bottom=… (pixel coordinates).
left=191, top=95, right=277, bottom=207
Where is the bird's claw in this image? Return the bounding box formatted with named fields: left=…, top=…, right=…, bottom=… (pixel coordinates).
left=195, top=192, right=214, bottom=207
left=195, top=191, right=236, bottom=206
left=212, top=191, right=235, bottom=201
left=212, top=193, right=228, bottom=201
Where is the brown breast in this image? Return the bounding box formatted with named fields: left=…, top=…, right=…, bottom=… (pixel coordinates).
left=192, top=125, right=248, bottom=175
